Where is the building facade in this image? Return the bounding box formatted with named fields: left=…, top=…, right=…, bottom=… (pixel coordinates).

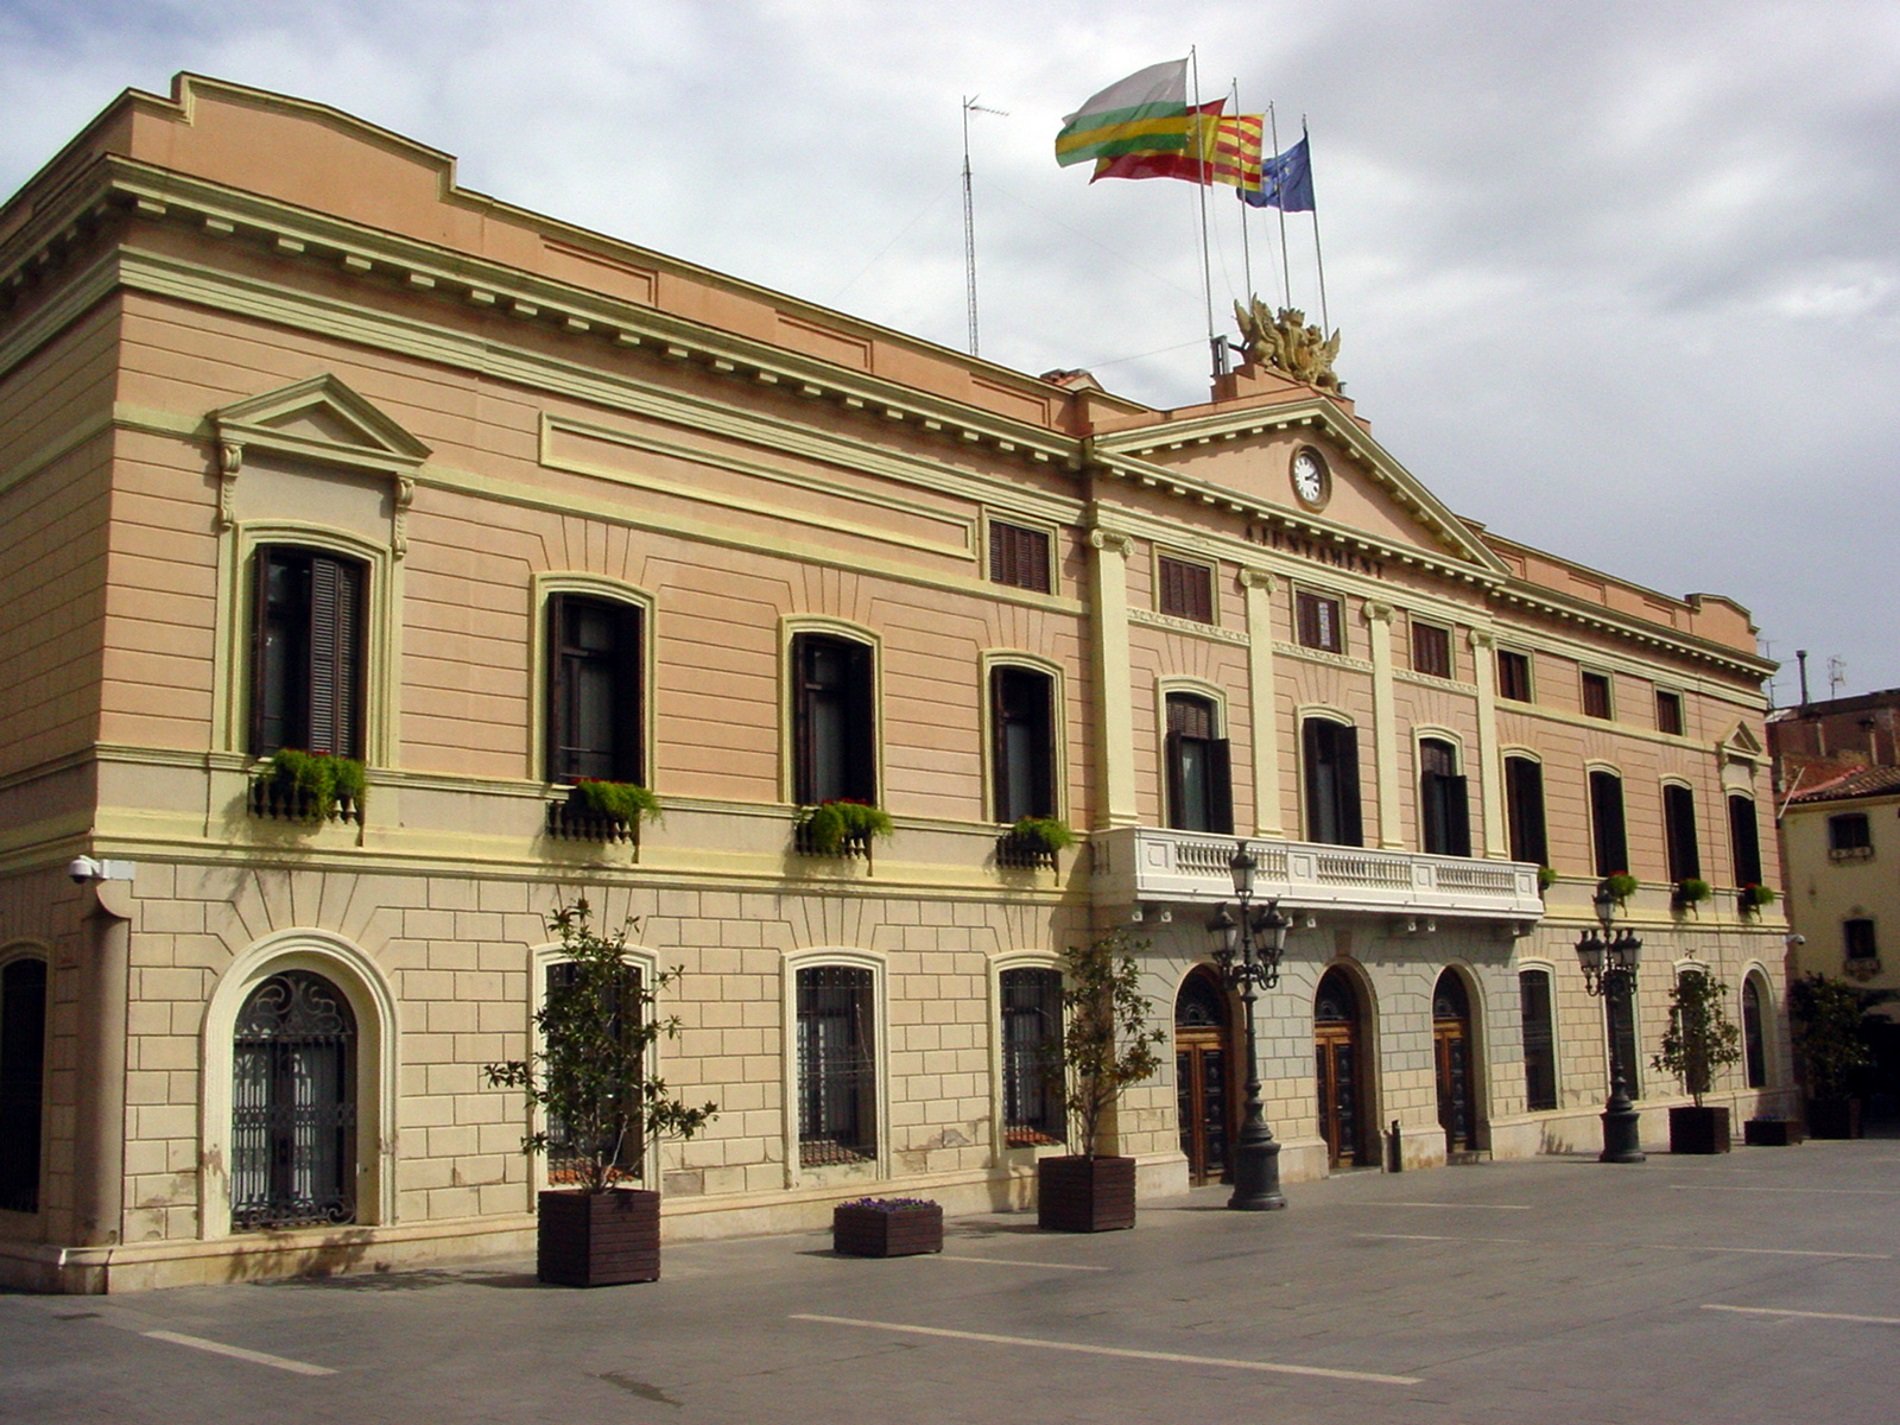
left=0, top=76, right=1792, bottom=1291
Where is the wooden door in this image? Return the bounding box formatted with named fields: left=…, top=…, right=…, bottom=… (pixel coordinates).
left=1433, top=973, right=1475, bottom=1152
left=1175, top=971, right=1233, bottom=1185
left=1315, top=971, right=1363, bottom=1168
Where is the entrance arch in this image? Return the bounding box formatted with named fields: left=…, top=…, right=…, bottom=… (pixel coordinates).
left=1175, top=969, right=1234, bottom=1185
left=1315, top=968, right=1369, bottom=1168
left=1432, top=970, right=1478, bottom=1153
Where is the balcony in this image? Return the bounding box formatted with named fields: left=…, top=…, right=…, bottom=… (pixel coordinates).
left=1090, top=827, right=1546, bottom=922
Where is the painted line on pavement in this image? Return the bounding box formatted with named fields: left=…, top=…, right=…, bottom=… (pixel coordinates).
left=938, top=1254, right=1110, bottom=1272
left=790, top=1314, right=1422, bottom=1385
left=1703, top=1305, right=1900, bottom=1326
left=1649, top=1243, right=1891, bottom=1260
left=1343, top=1200, right=1533, bottom=1211
left=1358, top=1233, right=1531, bottom=1245
left=143, top=1330, right=335, bottom=1376
left=1670, top=1184, right=1900, bottom=1196
left=1358, top=1232, right=1886, bottom=1260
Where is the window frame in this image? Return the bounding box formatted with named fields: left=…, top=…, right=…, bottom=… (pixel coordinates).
left=1504, top=753, right=1549, bottom=867
left=1581, top=670, right=1614, bottom=721
left=1588, top=767, right=1629, bottom=877
left=1662, top=781, right=1702, bottom=883
left=995, top=961, right=1066, bottom=1149
left=785, top=953, right=887, bottom=1182
left=1519, top=965, right=1559, bottom=1113
left=1295, top=589, right=1346, bottom=654
left=544, top=589, right=647, bottom=786
left=786, top=624, right=880, bottom=807
left=1497, top=648, right=1534, bottom=703
left=1418, top=735, right=1472, bottom=857
left=1728, top=794, right=1764, bottom=887
left=249, top=543, right=368, bottom=759
left=1163, top=688, right=1234, bottom=834
left=1302, top=715, right=1364, bottom=847
left=1410, top=619, right=1453, bottom=679
left=986, top=516, right=1055, bottom=595
left=1655, top=689, right=1686, bottom=736
left=1828, top=812, right=1873, bottom=859
left=987, top=657, right=1062, bottom=824
left=1741, top=973, right=1769, bottom=1089
left=1156, top=552, right=1216, bottom=625
left=1844, top=918, right=1878, bottom=962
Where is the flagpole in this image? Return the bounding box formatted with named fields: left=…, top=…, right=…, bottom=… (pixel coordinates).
left=1305, top=117, right=1331, bottom=334
left=1267, top=104, right=1293, bottom=309
left=1232, top=78, right=1255, bottom=304
left=1190, top=47, right=1222, bottom=379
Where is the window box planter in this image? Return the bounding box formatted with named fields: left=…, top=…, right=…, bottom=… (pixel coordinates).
left=1671, top=877, right=1712, bottom=912
left=1600, top=872, right=1638, bottom=905
left=248, top=749, right=364, bottom=825
left=547, top=780, right=658, bottom=844
left=1666, top=1105, right=1732, bottom=1154
left=537, top=1187, right=660, bottom=1287
left=1743, top=1117, right=1802, bottom=1147
left=1037, top=1155, right=1137, bottom=1232
left=793, top=801, right=891, bottom=864
left=1738, top=883, right=1777, bottom=916
left=997, top=817, right=1073, bottom=871
left=831, top=1198, right=943, bottom=1257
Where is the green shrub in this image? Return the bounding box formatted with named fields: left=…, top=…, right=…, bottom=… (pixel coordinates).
left=259, top=748, right=366, bottom=822
left=796, top=800, right=892, bottom=853
left=573, top=779, right=661, bottom=823
left=1010, top=816, right=1075, bottom=854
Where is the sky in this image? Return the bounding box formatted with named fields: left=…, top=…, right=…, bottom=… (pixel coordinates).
left=3, top=0, right=1895, bottom=704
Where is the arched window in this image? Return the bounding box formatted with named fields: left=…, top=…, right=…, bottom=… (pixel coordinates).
left=231, top=971, right=357, bottom=1230
left=1165, top=692, right=1232, bottom=834
left=1519, top=968, right=1558, bottom=1111
left=1742, top=976, right=1768, bottom=1089
left=999, top=967, right=1064, bottom=1146
left=0, top=957, right=48, bottom=1214
left=795, top=965, right=877, bottom=1167
left=1419, top=738, right=1471, bottom=857
left=1304, top=718, right=1363, bottom=847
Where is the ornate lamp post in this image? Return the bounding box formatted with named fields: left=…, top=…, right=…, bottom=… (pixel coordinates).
left=1206, top=840, right=1291, bottom=1210
left=1576, top=882, right=1645, bottom=1163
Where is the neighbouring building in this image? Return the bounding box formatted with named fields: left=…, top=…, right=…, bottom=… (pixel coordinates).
left=0, top=76, right=1794, bottom=1291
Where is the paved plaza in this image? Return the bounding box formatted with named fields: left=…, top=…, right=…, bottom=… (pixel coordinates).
left=4, top=1136, right=1897, bottom=1424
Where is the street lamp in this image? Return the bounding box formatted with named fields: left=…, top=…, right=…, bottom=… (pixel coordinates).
left=1575, top=882, right=1645, bottom=1163
left=1206, top=840, right=1291, bottom=1210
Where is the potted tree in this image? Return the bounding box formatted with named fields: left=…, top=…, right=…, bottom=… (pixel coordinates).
left=1652, top=969, right=1742, bottom=1152
left=1036, top=931, right=1165, bottom=1232
left=485, top=899, right=718, bottom=1286
left=1789, top=972, right=1872, bottom=1139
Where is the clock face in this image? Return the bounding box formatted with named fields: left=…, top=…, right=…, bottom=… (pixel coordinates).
left=1291, top=448, right=1330, bottom=509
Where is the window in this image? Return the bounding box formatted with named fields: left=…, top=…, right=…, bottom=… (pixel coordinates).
left=1497, top=649, right=1532, bottom=702
left=1589, top=769, right=1628, bottom=877
left=542, top=959, right=642, bottom=1183
left=1296, top=591, right=1344, bottom=653
left=1419, top=738, right=1471, bottom=857
left=1742, top=977, right=1768, bottom=1089
left=1505, top=756, right=1549, bottom=866
left=1000, top=967, right=1065, bottom=1146
left=1606, top=978, right=1640, bottom=1096
left=251, top=545, right=365, bottom=757
left=1728, top=795, right=1763, bottom=887
left=991, top=666, right=1056, bottom=823
left=1655, top=690, right=1685, bottom=736
left=796, top=966, right=877, bottom=1167
left=1412, top=621, right=1452, bottom=678
left=1829, top=813, right=1873, bottom=859
left=989, top=519, right=1052, bottom=594
left=1165, top=693, right=1233, bottom=834
left=231, top=970, right=356, bottom=1230
left=1582, top=671, right=1612, bottom=720
left=0, top=958, right=47, bottom=1214
left=1519, top=969, right=1558, bottom=1112
left=1845, top=918, right=1878, bottom=962
left=1157, top=555, right=1214, bottom=623
left=791, top=633, right=876, bottom=805
left=547, top=594, right=643, bottom=784
left=1303, top=718, right=1363, bottom=847
left=1662, top=783, right=1701, bottom=882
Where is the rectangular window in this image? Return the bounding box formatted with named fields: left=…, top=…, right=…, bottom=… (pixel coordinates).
left=1296, top=591, right=1344, bottom=653
left=1655, top=690, right=1685, bottom=736
left=1829, top=812, right=1872, bottom=858
left=1000, top=967, right=1065, bottom=1146
left=1303, top=718, right=1364, bottom=847
left=547, top=594, right=644, bottom=784
left=991, top=666, right=1056, bottom=823
left=1419, top=739, right=1471, bottom=857
left=1589, top=769, right=1628, bottom=877
left=1845, top=918, right=1878, bottom=961
left=1157, top=555, right=1214, bottom=623
left=1728, top=795, right=1764, bottom=887
left=1497, top=649, right=1533, bottom=702
left=543, top=961, right=642, bottom=1183
left=1411, top=621, right=1452, bottom=678
left=796, top=966, right=876, bottom=1166
left=1519, top=969, right=1557, bottom=1112
left=0, top=958, right=48, bottom=1214
left=989, top=519, right=1052, bottom=594
left=792, top=633, right=876, bottom=805
left=1663, top=783, right=1701, bottom=882
left=1505, top=756, right=1549, bottom=867
left=1582, top=671, right=1613, bottom=720
left=1164, top=693, right=1233, bottom=834
left=251, top=546, right=365, bottom=757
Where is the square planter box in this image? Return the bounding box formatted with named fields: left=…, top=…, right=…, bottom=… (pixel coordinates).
left=1743, top=1118, right=1803, bottom=1147
left=537, top=1188, right=660, bottom=1287
left=832, top=1202, right=943, bottom=1257
left=1667, top=1105, right=1732, bottom=1154
left=1806, top=1098, right=1864, bottom=1140
left=1037, top=1155, right=1136, bottom=1233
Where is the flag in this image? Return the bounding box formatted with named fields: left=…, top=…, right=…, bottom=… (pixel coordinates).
left=1054, top=59, right=1189, bottom=167
left=1239, top=134, right=1314, bottom=210
left=1090, top=102, right=1224, bottom=184
left=1210, top=113, right=1264, bottom=189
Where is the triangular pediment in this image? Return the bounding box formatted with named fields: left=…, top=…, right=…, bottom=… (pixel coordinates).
left=1092, top=397, right=1508, bottom=579
left=1719, top=721, right=1765, bottom=764
left=212, top=373, right=430, bottom=475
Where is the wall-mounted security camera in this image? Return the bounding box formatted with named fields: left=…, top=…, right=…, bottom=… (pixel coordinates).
left=68, top=856, right=136, bottom=885
left=1785, top=933, right=1807, bottom=948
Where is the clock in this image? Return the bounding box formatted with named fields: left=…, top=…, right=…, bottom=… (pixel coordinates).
left=1290, top=447, right=1331, bottom=510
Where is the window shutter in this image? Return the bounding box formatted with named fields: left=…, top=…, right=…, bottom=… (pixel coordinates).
left=1336, top=728, right=1363, bottom=847
left=249, top=548, right=273, bottom=753
left=1728, top=796, right=1762, bottom=885
left=614, top=602, right=644, bottom=784
left=1208, top=737, right=1234, bottom=835
left=845, top=640, right=875, bottom=803
left=546, top=595, right=570, bottom=782
left=305, top=555, right=359, bottom=756
left=989, top=668, right=1011, bottom=821
left=1446, top=774, right=1471, bottom=856
left=1164, top=729, right=1187, bottom=829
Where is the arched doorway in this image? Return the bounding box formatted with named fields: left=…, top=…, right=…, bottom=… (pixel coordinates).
left=1315, top=968, right=1368, bottom=1168
left=231, top=970, right=357, bottom=1230
left=1433, top=970, right=1477, bottom=1153
left=1175, top=969, right=1234, bottom=1185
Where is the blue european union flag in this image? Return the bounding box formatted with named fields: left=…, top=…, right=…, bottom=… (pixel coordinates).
left=1240, top=135, right=1314, bottom=212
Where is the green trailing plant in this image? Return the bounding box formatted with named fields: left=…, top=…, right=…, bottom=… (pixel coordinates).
left=1652, top=969, right=1742, bottom=1107
left=484, top=899, right=717, bottom=1194
left=1044, top=931, right=1166, bottom=1158
left=572, top=779, right=662, bottom=824
left=1673, top=876, right=1713, bottom=908
left=1739, top=883, right=1777, bottom=910
left=1537, top=865, right=1558, bottom=892
left=1009, top=816, right=1075, bottom=855
left=1601, top=872, right=1639, bottom=903
left=1788, top=973, right=1874, bottom=1103
left=258, top=747, right=366, bottom=821
left=795, top=799, right=893, bottom=854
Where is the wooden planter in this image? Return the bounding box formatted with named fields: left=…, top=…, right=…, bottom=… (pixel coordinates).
left=1806, top=1097, right=1864, bottom=1140
left=537, top=1187, right=660, bottom=1287
left=832, top=1202, right=944, bottom=1257
left=1037, top=1155, right=1136, bottom=1233
left=1743, top=1118, right=1803, bottom=1147
left=1667, top=1105, right=1732, bottom=1154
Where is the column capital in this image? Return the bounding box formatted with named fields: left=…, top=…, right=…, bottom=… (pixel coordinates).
left=1088, top=527, right=1135, bottom=558
left=1237, top=566, right=1277, bottom=593
left=1468, top=628, right=1497, bottom=651
left=1363, top=600, right=1395, bottom=626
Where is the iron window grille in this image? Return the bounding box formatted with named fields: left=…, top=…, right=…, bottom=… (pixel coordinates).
left=230, top=971, right=356, bottom=1231
left=1000, top=968, right=1065, bottom=1147
left=796, top=966, right=877, bottom=1167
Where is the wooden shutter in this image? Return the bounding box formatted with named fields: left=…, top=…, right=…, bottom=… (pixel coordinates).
left=1664, top=784, right=1700, bottom=881
left=1591, top=771, right=1627, bottom=875
left=249, top=548, right=275, bottom=753
left=1164, top=730, right=1187, bottom=830
left=305, top=554, right=361, bottom=757
left=546, top=594, right=570, bottom=782
left=1445, top=774, right=1471, bottom=856
left=1336, top=728, right=1363, bottom=846
left=1207, top=737, right=1234, bottom=835
left=1507, top=759, right=1548, bottom=865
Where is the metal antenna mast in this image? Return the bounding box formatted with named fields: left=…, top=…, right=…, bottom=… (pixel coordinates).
left=962, top=96, right=1007, bottom=356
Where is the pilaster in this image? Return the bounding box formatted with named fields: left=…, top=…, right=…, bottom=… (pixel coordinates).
left=1239, top=568, right=1283, bottom=836
left=1471, top=629, right=1507, bottom=857
left=1088, top=527, right=1139, bottom=828
left=1365, top=601, right=1403, bottom=849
